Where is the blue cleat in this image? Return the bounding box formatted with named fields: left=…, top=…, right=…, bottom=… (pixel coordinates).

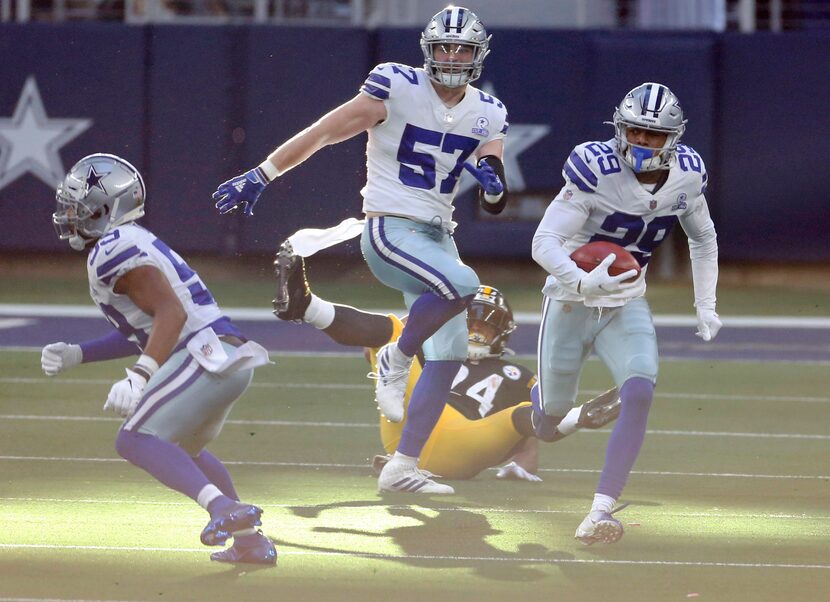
left=210, top=531, right=277, bottom=565
left=201, top=502, right=263, bottom=547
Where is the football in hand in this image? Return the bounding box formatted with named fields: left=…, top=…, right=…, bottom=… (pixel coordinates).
left=570, top=241, right=641, bottom=282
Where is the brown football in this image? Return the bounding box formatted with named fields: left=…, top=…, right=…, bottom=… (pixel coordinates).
left=570, top=241, right=641, bottom=282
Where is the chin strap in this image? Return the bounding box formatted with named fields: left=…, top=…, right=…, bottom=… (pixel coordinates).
left=467, top=343, right=496, bottom=362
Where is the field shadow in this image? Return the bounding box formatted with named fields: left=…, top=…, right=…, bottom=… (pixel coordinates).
left=279, top=498, right=574, bottom=581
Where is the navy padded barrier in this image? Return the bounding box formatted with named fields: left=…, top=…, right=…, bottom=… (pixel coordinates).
left=144, top=26, right=238, bottom=252
left=0, top=24, right=827, bottom=262
left=0, top=24, right=145, bottom=251
left=717, top=33, right=830, bottom=261
left=236, top=26, right=371, bottom=254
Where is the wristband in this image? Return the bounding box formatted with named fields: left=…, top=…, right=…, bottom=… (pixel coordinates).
left=132, top=354, right=159, bottom=381
left=257, top=158, right=282, bottom=182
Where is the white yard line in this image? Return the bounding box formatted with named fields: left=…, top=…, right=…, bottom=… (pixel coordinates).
left=0, top=455, right=827, bottom=480
left=2, top=413, right=830, bottom=440
left=1, top=377, right=829, bottom=403
left=0, top=543, right=827, bottom=570
left=1, top=496, right=827, bottom=520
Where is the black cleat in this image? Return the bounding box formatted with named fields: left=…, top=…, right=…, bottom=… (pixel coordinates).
left=272, top=241, right=311, bottom=322
left=200, top=503, right=263, bottom=547
left=577, top=387, right=621, bottom=429
left=371, top=453, right=392, bottom=476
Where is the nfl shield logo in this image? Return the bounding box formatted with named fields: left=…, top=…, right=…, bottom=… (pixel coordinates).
left=200, top=344, right=213, bottom=357
left=649, top=200, right=658, bottom=210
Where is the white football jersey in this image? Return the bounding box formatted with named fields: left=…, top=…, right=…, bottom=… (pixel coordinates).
left=86, top=223, right=227, bottom=350
left=359, top=62, right=508, bottom=226
left=533, top=139, right=717, bottom=307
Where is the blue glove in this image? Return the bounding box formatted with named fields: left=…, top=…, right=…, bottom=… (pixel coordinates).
left=463, top=159, right=504, bottom=196
left=212, top=167, right=268, bottom=216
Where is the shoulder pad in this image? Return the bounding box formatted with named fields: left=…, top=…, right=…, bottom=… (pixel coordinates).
left=675, top=144, right=708, bottom=195
left=360, top=63, right=420, bottom=101
left=474, top=89, right=506, bottom=111
left=88, top=227, right=147, bottom=286
left=562, top=141, right=626, bottom=193
left=474, top=89, right=508, bottom=135
left=562, top=142, right=603, bottom=193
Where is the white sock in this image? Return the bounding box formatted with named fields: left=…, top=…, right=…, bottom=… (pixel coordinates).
left=556, top=405, right=582, bottom=436
left=591, top=493, right=616, bottom=514
left=392, top=341, right=413, bottom=361
left=304, top=294, right=335, bottom=329
left=196, top=484, right=223, bottom=510
left=389, top=451, right=418, bottom=469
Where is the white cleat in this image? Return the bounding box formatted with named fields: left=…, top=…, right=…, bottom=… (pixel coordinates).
left=574, top=510, right=624, bottom=545
left=378, top=461, right=455, bottom=495
left=368, top=342, right=412, bottom=423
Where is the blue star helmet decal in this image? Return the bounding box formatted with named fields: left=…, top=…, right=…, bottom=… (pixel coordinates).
left=84, top=164, right=107, bottom=195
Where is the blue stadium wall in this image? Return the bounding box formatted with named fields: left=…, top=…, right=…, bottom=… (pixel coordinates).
left=0, top=24, right=827, bottom=262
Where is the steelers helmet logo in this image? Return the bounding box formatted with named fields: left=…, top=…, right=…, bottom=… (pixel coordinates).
left=502, top=365, right=521, bottom=380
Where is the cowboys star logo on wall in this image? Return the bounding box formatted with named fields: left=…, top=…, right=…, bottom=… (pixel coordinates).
left=0, top=76, right=92, bottom=192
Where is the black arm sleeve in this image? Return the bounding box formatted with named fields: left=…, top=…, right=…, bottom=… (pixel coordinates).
left=478, top=155, right=508, bottom=215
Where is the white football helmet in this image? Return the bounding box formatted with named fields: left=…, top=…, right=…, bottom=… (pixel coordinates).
left=53, top=153, right=146, bottom=250
left=421, top=5, right=490, bottom=88
left=467, top=285, right=516, bottom=361
left=611, top=82, right=687, bottom=172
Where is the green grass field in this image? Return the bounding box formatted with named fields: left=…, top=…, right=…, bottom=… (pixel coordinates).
left=1, top=349, right=828, bottom=601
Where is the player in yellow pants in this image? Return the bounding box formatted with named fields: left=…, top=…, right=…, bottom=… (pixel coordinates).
left=274, top=244, right=621, bottom=481
left=373, top=313, right=536, bottom=479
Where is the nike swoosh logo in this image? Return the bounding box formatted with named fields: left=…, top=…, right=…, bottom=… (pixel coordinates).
left=104, top=247, right=118, bottom=256
left=584, top=154, right=593, bottom=164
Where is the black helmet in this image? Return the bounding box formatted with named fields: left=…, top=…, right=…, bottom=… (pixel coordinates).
left=467, top=285, right=516, bottom=360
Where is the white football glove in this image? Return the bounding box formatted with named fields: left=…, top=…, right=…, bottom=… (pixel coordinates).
left=41, top=342, right=82, bottom=376
left=578, top=254, right=639, bottom=298
left=696, top=308, right=722, bottom=342
left=495, top=461, right=543, bottom=482
left=103, top=368, right=148, bottom=419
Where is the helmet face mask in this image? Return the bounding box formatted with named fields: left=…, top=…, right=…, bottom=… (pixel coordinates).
left=53, top=153, right=146, bottom=250
left=611, top=82, right=687, bottom=172
left=467, top=285, right=516, bottom=361
left=421, top=6, right=491, bottom=88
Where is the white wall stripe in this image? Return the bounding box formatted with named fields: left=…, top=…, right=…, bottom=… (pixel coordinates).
left=4, top=303, right=830, bottom=327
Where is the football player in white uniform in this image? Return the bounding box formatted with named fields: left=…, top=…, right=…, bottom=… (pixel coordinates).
left=43, top=154, right=276, bottom=565
left=213, top=6, right=509, bottom=494
left=532, top=83, right=721, bottom=545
